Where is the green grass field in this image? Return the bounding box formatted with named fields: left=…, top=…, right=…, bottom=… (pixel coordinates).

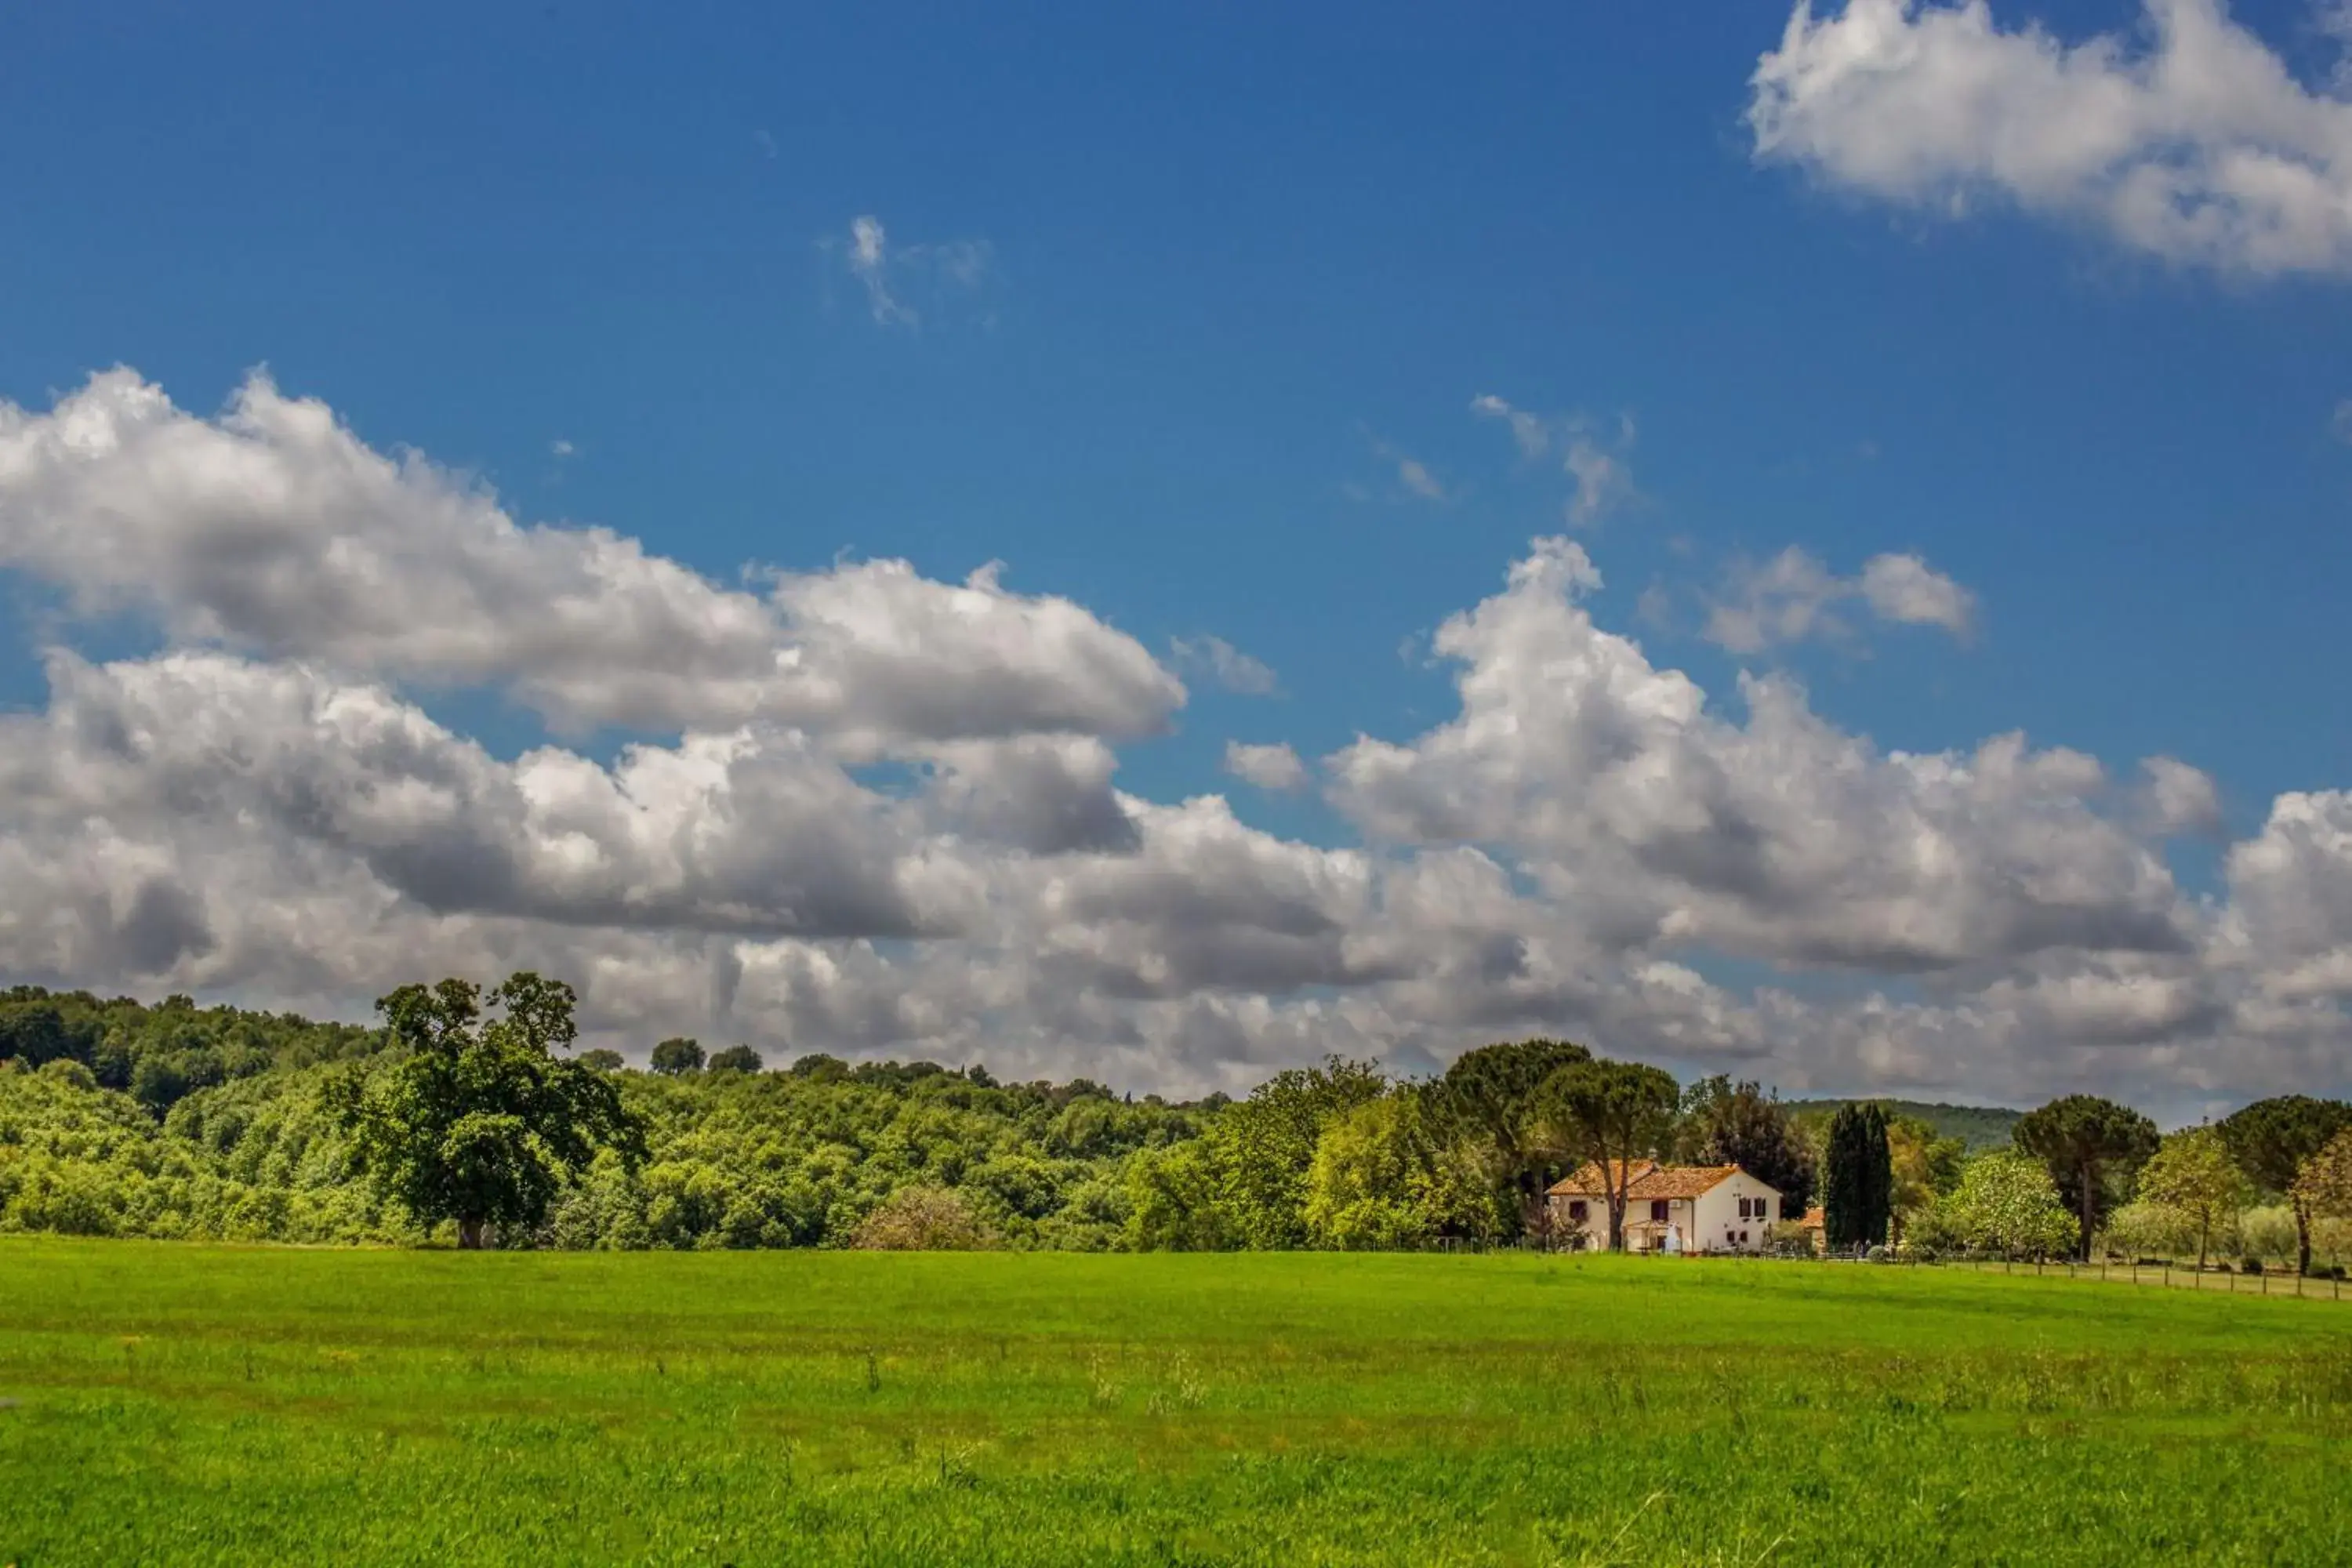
left=2, top=1242, right=2348, bottom=1566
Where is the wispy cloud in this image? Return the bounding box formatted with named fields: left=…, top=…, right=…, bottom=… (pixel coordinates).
left=1471, top=394, right=1639, bottom=526
left=1171, top=634, right=1279, bottom=696
left=828, top=214, right=997, bottom=331
left=1361, top=433, right=1450, bottom=505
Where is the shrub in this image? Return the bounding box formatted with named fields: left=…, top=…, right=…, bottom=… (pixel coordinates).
left=2232, top=1205, right=2299, bottom=1266
left=2240, top=1257, right=2263, bottom=1276
left=1865, top=1244, right=1890, bottom=1264
left=848, top=1186, right=996, bottom=1251
left=2103, top=1201, right=2193, bottom=1261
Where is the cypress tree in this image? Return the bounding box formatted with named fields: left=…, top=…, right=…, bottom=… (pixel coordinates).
left=1823, top=1103, right=1893, bottom=1252
left=1824, top=1105, right=1857, bottom=1250
left=1861, top=1103, right=1893, bottom=1248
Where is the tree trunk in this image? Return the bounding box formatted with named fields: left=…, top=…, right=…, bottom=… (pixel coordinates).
left=2296, top=1200, right=2313, bottom=1278
left=2078, top=1168, right=2096, bottom=1262
left=1606, top=1192, right=1626, bottom=1253
left=2196, top=1217, right=2209, bottom=1274
left=458, top=1217, right=487, bottom=1250
left=1519, top=1171, right=1549, bottom=1240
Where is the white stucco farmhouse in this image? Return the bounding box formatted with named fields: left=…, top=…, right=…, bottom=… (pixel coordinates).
left=1544, top=1161, right=1784, bottom=1254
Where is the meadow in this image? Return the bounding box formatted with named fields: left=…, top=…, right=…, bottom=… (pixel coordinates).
left=2, top=1242, right=2349, bottom=1566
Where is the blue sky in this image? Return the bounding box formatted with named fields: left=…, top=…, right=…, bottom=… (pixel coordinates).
left=4, top=1, right=2352, bottom=1109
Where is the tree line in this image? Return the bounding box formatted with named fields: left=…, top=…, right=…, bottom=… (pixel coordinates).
left=2, top=976, right=2347, bottom=1270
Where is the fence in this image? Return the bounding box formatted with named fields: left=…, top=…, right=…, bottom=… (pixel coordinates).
left=1417, top=1232, right=2351, bottom=1301
left=1737, top=1243, right=2350, bottom=1302
left=1922, top=1250, right=2349, bottom=1302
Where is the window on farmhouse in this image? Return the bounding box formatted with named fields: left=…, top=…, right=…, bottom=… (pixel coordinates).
left=1650, top=1200, right=1669, bottom=1224
left=1568, top=1200, right=1588, bottom=1222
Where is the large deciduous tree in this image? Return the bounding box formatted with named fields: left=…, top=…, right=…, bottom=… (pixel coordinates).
left=1822, top=1104, right=1893, bottom=1251
left=650, top=1037, right=705, bottom=1076
left=2293, top=1130, right=2352, bottom=1242
left=1677, top=1076, right=1816, bottom=1219
left=336, top=974, right=645, bottom=1249
left=2135, top=1125, right=2247, bottom=1271
left=1303, top=1091, right=1503, bottom=1250
left=1938, top=1151, right=2077, bottom=1258
left=1210, top=1057, right=1390, bottom=1250
left=1535, top=1058, right=1680, bottom=1252
left=2013, top=1095, right=2159, bottom=1261
left=2217, top=1096, right=2352, bottom=1276
left=1886, top=1115, right=1965, bottom=1249
left=1435, top=1038, right=1592, bottom=1232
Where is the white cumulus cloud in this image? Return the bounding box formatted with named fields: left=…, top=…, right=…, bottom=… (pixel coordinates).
left=0, top=370, right=1181, bottom=742
left=1225, top=741, right=1310, bottom=792
left=0, top=370, right=2348, bottom=1105
left=1750, top=0, right=2352, bottom=278
left=1704, top=546, right=1976, bottom=652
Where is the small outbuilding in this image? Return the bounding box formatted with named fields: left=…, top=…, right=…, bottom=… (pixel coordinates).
left=1545, top=1161, right=1783, bottom=1254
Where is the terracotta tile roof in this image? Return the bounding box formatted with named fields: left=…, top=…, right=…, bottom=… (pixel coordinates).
left=1544, top=1161, right=1757, bottom=1200
left=1633, top=1163, right=1747, bottom=1200
left=1800, top=1206, right=1825, bottom=1229
left=1545, top=1160, right=1656, bottom=1198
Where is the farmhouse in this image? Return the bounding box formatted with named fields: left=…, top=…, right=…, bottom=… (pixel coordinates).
left=1545, top=1162, right=1783, bottom=1254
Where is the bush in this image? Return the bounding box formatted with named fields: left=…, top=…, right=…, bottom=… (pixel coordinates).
left=1865, top=1244, right=1890, bottom=1263
left=2234, top=1206, right=2299, bottom=1265
left=2103, top=1201, right=2193, bottom=1261
left=1766, top=1220, right=1813, bottom=1258
left=848, top=1186, right=997, bottom=1251
left=2241, top=1257, right=2263, bottom=1276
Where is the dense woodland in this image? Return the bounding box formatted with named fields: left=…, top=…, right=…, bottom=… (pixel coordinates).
left=2, top=979, right=2348, bottom=1271
left=1784, top=1098, right=2020, bottom=1153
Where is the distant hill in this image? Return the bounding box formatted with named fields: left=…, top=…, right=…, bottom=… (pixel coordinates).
left=1785, top=1098, right=2023, bottom=1152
